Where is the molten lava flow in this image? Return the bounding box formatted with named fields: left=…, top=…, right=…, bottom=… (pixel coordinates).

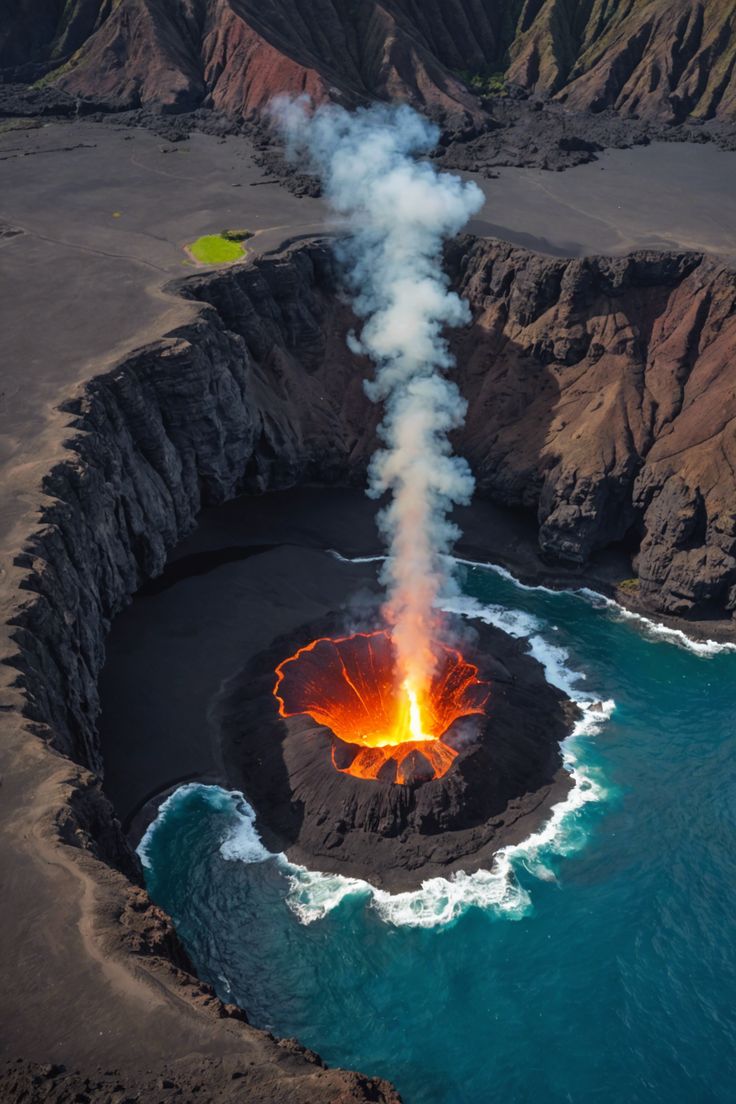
left=274, top=631, right=489, bottom=784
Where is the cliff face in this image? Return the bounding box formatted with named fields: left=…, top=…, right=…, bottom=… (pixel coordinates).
left=3, top=241, right=400, bottom=1102
left=11, top=244, right=362, bottom=772
left=507, top=0, right=736, bottom=123
left=449, top=238, right=736, bottom=617
left=4, top=0, right=736, bottom=125
left=12, top=237, right=736, bottom=792
left=4, top=234, right=735, bottom=1098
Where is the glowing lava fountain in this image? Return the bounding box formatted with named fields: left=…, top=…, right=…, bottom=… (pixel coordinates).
left=274, top=632, right=489, bottom=784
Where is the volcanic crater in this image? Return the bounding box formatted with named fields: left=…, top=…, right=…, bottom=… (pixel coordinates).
left=6, top=218, right=736, bottom=1098
left=217, top=615, right=579, bottom=890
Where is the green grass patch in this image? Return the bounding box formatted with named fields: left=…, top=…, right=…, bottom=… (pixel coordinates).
left=456, top=67, right=508, bottom=97
left=186, top=233, right=249, bottom=265
left=221, top=228, right=252, bottom=242
left=618, top=578, right=640, bottom=593
left=0, top=118, right=42, bottom=134
left=32, top=55, right=80, bottom=90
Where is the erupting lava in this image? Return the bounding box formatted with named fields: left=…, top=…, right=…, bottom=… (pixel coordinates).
left=274, top=631, right=489, bottom=784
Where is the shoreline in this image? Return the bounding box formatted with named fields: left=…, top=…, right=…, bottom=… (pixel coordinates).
left=106, top=483, right=734, bottom=877
left=1, top=123, right=733, bottom=1093
left=215, top=615, right=578, bottom=893
left=134, top=570, right=615, bottom=928
left=453, top=498, right=736, bottom=648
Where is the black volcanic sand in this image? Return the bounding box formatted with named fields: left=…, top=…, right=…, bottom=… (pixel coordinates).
left=100, top=484, right=727, bottom=850
left=214, top=611, right=579, bottom=892
left=3, top=122, right=736, bottom=504
left=97, top=487, right=578, bottom=833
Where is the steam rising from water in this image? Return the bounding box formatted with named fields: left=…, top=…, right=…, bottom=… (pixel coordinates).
left=272, top=98, right=483, bottom=690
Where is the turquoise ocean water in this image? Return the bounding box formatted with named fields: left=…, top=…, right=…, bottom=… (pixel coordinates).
left=140, top=563, right=736, bottom=1103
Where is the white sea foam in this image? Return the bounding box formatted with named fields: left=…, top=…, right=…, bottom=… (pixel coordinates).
left=454, top=556, right=559, bottom=595
left=332, top=547, right=736, bottom=658
left=275, top=593, right=613, bottom=928
left=141, top=584, right=614, bottom=928
left=457, top=556, right=736, bottom=657
left=137, top=782, right=274, bottom=870
left=577, top=587, right=736, bottom=657
left=439, top=592, right=542, bottom=640
left=328, top=549, right=385, bottom=564
left=371, top=858, right=530, bottom=927
left=137, top=782, right=208, bottom=869
left=284, top=868, right=371, bottom=923
left=219, top=795, right=273, bottom=863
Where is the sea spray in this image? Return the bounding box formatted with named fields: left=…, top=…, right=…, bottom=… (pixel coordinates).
left=138, top=595, right=613, bottom=929
left=331, top=547, right=736, bottom=658
left=288, top=608, right=613, bottom=927
left=272, top=98, right=483, bottom=691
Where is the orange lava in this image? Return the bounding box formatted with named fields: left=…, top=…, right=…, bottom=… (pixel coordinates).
left=273, top=631, right=489, bottom=784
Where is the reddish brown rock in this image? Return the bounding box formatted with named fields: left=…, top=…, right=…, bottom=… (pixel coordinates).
left=508, top=0, right=736, bottom=123
left=33, top=0, right=480, bottom=124
left=4, top=0, right=736, bottom=125
left=446, top=238, right=736, bottom=617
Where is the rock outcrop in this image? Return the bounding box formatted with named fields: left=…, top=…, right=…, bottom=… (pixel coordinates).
left=0, top=1055, right=397, bottom=1104
left=448, top=238, right=736, bottom=618
left=3, top=0, right=736, bottom=126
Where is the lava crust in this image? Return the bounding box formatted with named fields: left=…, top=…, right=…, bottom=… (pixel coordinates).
left=217, top=616, right=580, bottom=891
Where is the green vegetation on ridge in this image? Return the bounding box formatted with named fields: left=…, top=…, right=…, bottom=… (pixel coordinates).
left=456, top=67, right=508, bottom=97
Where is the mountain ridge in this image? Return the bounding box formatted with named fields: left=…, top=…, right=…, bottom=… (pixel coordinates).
left=3, top=0, right=736, bottom=125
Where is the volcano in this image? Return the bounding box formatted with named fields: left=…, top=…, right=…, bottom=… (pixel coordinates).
left=217, top=615, right=580, bottom=890
left=274, top=631, right=489, bottom=784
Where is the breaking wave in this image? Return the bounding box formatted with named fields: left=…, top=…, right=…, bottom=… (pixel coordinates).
left=139, top=591, right=613, bottom=929
left=577, top=587, right=736, bottom=657
left=332, top=547, right=736, bottom=658
left=455, top=556, right=736, bottom=657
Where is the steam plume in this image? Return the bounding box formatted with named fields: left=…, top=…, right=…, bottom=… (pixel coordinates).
left=273, top=99, right=483, bottom=691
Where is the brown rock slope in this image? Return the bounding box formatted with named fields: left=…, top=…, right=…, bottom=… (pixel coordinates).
left=2, top=236, right=734, bottom=1099
left=507, top=0, right=736, bottom=123
left=4, top=0, right=736, bottom=124
left=24, top=0, right=481, bottom=122
left=449, top=238, right=736, bottom=618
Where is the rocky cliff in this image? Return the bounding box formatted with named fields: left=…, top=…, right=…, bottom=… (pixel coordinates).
left=3, top=243, right=400, bottom=1101
left=12, top=244, right=355, bottom=771
left=506, top=0, right=736, bottom=123
left=4, top=233, right=735, bottom=1098
left=14, top=236, right=735, bottom=779
left=448, top=238, right=736, bottom=618
left=3, top=0, right=736, bottom=126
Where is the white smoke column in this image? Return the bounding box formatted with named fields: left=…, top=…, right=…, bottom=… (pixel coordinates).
left=273, top=98, right=483, bottom=692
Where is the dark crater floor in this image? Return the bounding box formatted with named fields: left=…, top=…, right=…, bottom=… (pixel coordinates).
left=217, top=615, right=580, bottom=891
